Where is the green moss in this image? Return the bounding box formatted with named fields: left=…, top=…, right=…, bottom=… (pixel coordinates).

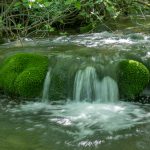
left=15, top=68, right=46, bottom=97
left=0, top=72, right=18, bottom=93
left=118, top=60, right=150, bottom=99
left=0, top=53, right=48, bottom=98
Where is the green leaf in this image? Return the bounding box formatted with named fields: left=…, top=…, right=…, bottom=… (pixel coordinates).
left=75, top=1, right=81, bottom=10
left=16, top=24, right=23, bottom=29
left=44, top=2, right=51, bottom=7
left=44, top=25, right=55, bottom=32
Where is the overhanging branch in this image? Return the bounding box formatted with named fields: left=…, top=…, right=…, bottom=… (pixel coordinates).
left=134, top=0, right=150, bottom=7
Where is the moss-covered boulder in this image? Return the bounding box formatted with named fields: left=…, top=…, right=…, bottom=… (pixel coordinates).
left=118, top=60, right=150, bottom=99
left=144, top=58, right=150, bottom=90
left=0, top=53, right=48, bottom=98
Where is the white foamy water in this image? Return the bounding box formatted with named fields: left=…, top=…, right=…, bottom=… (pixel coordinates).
left=42, top=68, right=52, bottom=102
left=100, top=76, right=119, bottom=102
left=73, top=66, right=98, bottom=101
left=9, top=101, right=150, bottom=139
left=52, top=32, right=150, bottom=48
left=73, top=66, right=119, bottom=102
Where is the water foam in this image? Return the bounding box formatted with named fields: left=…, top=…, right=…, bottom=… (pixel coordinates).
left=52, top=32, right=150, bottom=48
left=9, top=101, right=150, bottom=138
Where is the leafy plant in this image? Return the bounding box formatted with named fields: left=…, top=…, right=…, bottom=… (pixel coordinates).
left=0, top=0, right=149, bottom=38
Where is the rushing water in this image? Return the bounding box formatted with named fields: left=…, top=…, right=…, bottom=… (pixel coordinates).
left=73, top=66, right=119, bottom=102
left=42, top=68, right=52, bottom=102
left=0, top=19, right=150, bottom=149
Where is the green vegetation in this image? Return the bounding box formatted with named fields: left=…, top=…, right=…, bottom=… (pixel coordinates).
left=0, top=53, right=48, bottom=98
left=118, top=60, right=150, bottom=99
left=0, top=0, right=150, bottom=38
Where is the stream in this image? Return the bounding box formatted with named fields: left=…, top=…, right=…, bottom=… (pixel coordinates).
left=0, top=18, right=150, bottom=150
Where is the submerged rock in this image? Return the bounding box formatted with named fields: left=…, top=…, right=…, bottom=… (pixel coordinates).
left=0, top=53, right=48, bottom=98
left=49, top=57, right=79, bottom=101
left=118, top=60, right=150, bottom=100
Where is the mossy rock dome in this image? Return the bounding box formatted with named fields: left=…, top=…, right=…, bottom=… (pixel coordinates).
left=118, top=60, right=150, bottom=99
left=0, top=53, right=48, bottom=98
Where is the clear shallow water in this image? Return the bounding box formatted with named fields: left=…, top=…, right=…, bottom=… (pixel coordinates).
left=0, top=99, right=150, bottom=150
left=0, top=31, right=150, bottom=65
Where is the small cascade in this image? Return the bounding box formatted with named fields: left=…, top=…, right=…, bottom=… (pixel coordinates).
left=73, top=66, right=119, bottom=102
left=42, top=68, right=52, bottom=102
left=73, top=67, right=98, bottom=101
left=100, top=76, right=119, bottom=102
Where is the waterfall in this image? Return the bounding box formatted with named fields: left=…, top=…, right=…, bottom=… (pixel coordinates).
left=73, top=66, right=97, bottom=101
left=42, top=68, right=52, bottom=102
left=73, top=66, right=119, bottom=102
left=100, top=76, right=119, bottom=102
